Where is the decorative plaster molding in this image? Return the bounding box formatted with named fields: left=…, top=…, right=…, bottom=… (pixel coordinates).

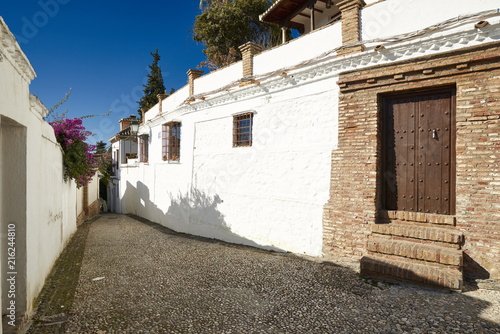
left=29, top=94, right=49, bottom=118
left=142, top=20, right=500, bottom=130
left=0, top=17, right=36, bottom=83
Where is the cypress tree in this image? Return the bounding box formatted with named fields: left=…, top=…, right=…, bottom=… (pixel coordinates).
left=137, top=49, right=166, bottom=117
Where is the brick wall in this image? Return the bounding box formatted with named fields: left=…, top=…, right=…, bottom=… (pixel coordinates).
left=323, top=43, right=500, bottom=280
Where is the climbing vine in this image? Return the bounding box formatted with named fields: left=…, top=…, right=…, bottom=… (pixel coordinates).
left=50, top=117, right=96, bottom=188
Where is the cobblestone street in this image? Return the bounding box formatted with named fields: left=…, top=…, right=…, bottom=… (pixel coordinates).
left=27, top=214, right=500, bottom=333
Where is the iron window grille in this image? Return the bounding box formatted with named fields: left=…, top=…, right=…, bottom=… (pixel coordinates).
left=233, top=113, right=253, bottom=147
left=162, top=122, right=181, bottom=161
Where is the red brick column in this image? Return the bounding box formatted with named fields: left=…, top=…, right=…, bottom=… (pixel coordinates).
left=157, top=93, right=167, bottom=114
left=187, top=69, right=204, bottom=97
left=337, top=0, right=366, bottom=56
left=239, top=42, right=263, bottom=86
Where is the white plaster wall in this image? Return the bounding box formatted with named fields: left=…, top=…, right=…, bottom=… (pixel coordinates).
left=194, top=62, right=243, bottom=95
left=1, top=17, right=78, bottom=318
left=120, top=0, right=500, bottom=259
left=26, top=113, right=77, bottom=313
left=87, top=173, right=99, bottom=205
left=144, top=104, right=160, bottom=123
left=0, top=53, right=31, bottom=126
left=76, top=183, right=83, bottom=216
left=120, top=75, right=338, bottom=256
left=361, top=0, right=500, bottom=41
left=254, top=22, right=342, bottom=75
left=144, top=86, right=190, bottom=123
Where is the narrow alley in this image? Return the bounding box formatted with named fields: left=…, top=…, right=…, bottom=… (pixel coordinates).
left=27, top=214, right=499, bottom=333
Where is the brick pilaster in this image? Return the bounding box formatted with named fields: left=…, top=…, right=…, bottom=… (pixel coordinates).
left=157, top=93, right=167, bottom=114
left=337, top=0, right=365, bottom=56
left=187, top=69, right=204, bottom=96
left=239, top=42, right=263, bottom=86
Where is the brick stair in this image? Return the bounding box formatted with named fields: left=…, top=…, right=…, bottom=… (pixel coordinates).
left=367, top=238, right=462, bottom=266
left=361, top=255, right=463, bottom=290
left=371, top=222, right=463, bottom=246
left=361, top=214, right=464, bottom=290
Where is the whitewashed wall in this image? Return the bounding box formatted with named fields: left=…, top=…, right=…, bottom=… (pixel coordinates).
left=25, top=100, right=77, bottom=312
left=0, top=17, right=78, bottom=324
left=361, top=0, right=500, bottom=41
left=87, top=173, right=99, bottom=206
left=121, top=0, right=500, bottom=258
left=254, top=21, right=342, bottom=75
left=121, top=75, right=339, bottom=256
left=195, top=62, right=243, bottom=94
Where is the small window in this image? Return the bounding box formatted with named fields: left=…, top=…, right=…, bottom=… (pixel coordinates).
left=139, top=136, right=149, bottom=163
left=233, top=113, right=253, bottom=147
left=162, top=122, right=181, bottom=161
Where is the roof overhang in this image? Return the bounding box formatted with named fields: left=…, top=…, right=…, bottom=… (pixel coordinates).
left=260, top=0, right=338, bottom=33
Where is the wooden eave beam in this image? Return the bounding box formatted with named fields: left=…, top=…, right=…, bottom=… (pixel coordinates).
left=281, top=0, right=318, bottom=25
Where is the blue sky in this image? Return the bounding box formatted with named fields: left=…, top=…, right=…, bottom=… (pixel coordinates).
left=0, top=0, right=210, bottom=146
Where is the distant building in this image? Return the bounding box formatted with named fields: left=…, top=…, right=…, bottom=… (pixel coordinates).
left=108, top=115, right=139, bottom=213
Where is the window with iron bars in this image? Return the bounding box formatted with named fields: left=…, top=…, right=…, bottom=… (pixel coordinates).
left=139, top=135, right=149, bottom=163
left=162, top=122, right=181, bottom=161
left=233, top=113, right=253, bottom=147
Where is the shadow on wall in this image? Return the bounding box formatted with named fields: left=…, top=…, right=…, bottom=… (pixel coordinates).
left=125, top=181, right=285, bottom=253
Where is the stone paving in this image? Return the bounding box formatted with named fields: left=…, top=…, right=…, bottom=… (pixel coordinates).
left=27, top=214, right=500, bottom=333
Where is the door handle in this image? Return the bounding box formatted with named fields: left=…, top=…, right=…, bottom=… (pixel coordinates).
left=432, top=129, right=438, bottom=139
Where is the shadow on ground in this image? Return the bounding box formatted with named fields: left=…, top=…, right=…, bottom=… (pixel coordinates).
left=25, top=214, right=500, bottom=333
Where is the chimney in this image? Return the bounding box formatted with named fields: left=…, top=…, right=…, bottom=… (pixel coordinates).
left=119, top=118, right=131, bottom=131
left=337, top=0, right=366, bottom=56
left=119, top=115, right=136, bottom=131
left=239, top=42, right=263, bottom=86
left=157, top=93, right=168, bottom=114
left=187, top=69, right=204, bottom=97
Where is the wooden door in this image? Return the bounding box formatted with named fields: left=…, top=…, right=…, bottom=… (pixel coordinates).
left=381, top=88, right=455, bottom=215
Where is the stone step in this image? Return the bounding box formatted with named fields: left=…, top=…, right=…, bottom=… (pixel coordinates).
left=379, top=210, right=456, bottom=226
left=371, top=222, right=463, bottom=246
left=367, top=237, right=462, bottom=266
left=361, top=254, right=463, bottom=290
